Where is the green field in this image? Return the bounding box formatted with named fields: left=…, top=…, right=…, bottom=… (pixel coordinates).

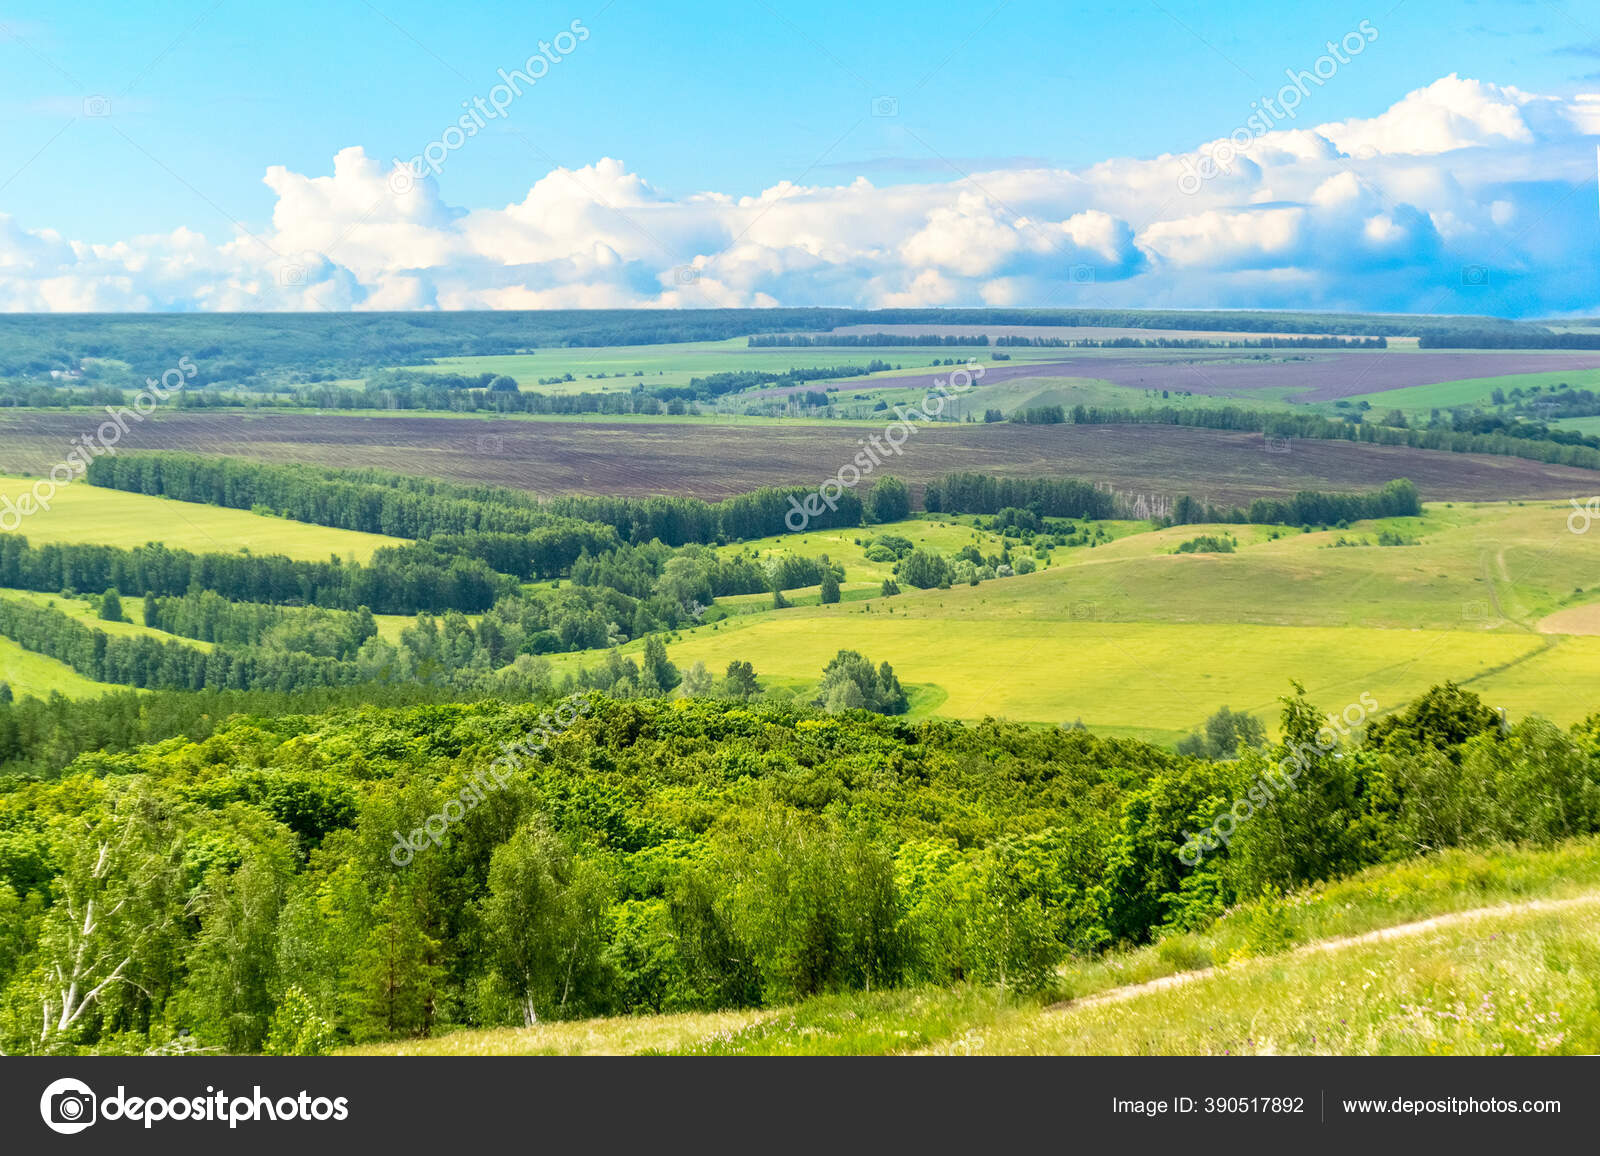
left=663, top=616, right=1570, bottom=742
left=941, top=898, right=1598, bottom=1055
left=397, top=338, right=1023, bottom=394
left=0, top=589, right=212, bottom=699
left=556, top=502, right=1600, bottom=741
left=0, top=592, right=461, bottom=699
left=1343, top=367, right=1600, bottom=416
left=948, top=374, right=1255, bottom=417
left=13, top=497, right=1596, bottom=734
left=0, top=475, right=407, bottom=559
left=0, top=634, right=120, bottom=698
left=1556, top=415, right=1600, bottom=437
left=0, top=589, right=215, bottom=650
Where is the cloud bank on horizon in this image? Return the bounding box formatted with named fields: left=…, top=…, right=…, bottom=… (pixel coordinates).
left=3, top=74, right=1598, bottom=318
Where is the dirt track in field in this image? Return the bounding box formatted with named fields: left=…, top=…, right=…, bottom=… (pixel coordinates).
left=1, top=410, right=1595, bottom=505
left=1038, top=894, right=1600, bottom=1020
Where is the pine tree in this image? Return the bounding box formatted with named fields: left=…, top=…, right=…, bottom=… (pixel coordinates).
left=349, top=883, right=443, bottom=1041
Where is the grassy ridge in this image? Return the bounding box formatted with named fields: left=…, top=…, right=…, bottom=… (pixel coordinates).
left=938, top=901, right=1598, bottom=1055
left=344, top=839, right=1600, bottom=1056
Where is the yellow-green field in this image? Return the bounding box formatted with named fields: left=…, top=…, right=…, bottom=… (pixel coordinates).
left=560, top=501, right=1600, bottom=741
left=395, top=338, right=1013, bottom=394
left=0, top=635, right=119, bottom=698
left=0, top=475, right=406, bottom=560
left=1344, top=367, right=1600, bottom=416
left=664, top=616, right=1579, bottom=741
left=0, top=589, right=214, bottom=650
left=6, top=493, right=1600, bottom=736
left=0, top=593, right=434, bottom=700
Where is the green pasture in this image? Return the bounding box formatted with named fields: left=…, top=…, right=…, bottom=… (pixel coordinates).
left=0, top=633, right=120, bottom=699
left=0, top=474, right=407, bottom=560
left=554, top=502, right=1600, bottom=739
left=1342, top=367, right=1600, bottom=416
left=0, top=589, right=214, bottom=650
left=395, top=338, right=1017, bottom=393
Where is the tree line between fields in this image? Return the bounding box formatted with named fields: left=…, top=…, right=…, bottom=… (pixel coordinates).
left=84, top=452, right=1419, bottom=543
left=0, top=308, right=1528, bottom=384
left=0, top=680, right=1594, bottom=1055
left=992, top=402, right=1600, bottom=468
left=0, top=455, right=1422, bottom=699
left=146, top=387, right=1600, bottom=469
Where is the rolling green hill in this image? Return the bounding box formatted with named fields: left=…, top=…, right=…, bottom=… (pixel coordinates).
left=552, top=502, right=1600, bottom=740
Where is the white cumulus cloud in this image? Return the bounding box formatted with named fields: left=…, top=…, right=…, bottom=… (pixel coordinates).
left=0, top=74, right=1596, bottom=316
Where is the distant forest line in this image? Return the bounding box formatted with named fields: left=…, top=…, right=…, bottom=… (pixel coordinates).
left=0, top=308, right=1545, bottom=383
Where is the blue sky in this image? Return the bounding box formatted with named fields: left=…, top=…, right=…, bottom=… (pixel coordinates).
left=1, top=1, right=1598, bottom=313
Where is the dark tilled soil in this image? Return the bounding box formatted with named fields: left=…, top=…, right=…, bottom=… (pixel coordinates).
left=804, top=350, right=1600, bottom=402
left=1, top=411, right=1593, bottom=505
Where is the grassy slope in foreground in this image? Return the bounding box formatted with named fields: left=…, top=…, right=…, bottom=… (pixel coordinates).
left=344, top=839, right=1600, bottom=1056
left=0, top=475, right=406, bottom=560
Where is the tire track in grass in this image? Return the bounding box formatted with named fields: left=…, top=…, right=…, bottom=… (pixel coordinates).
left=1040, top=893, right=1600, bottom=1017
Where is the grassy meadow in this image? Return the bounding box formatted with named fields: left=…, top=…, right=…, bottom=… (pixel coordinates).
left=552, top=500, right=1600, bottom=740
left=397, top=338, right=1022, bottom=393
left=8, top=493, right=1600, bottom=735
left=0, top=634, right=119, bottom=698
left=0, top=474, right=406, bottom=560
left=1342, top=366, right=1600, bottom=416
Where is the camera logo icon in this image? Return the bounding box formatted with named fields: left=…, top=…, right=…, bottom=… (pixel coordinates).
left=1461, top=264, right=1489, bottom=287
left=83, top=95, right=112, bottom=117
left=40, top=1077, right=97, bottom=1134
left=1068, top=263, right=1096, bottom=284
left=871, top=95, right=898, bottom=117
left=278, top=263, right=307, bottom=287
left=388, top=158, right=420, bottom=196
